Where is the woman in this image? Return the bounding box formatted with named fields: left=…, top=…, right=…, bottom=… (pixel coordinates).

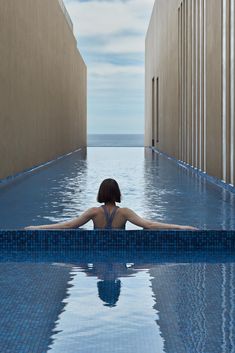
left=25, top=178, right=197, bottom=230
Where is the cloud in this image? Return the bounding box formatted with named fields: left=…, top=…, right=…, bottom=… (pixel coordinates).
left=86, top=34, right=145, bottom=55
left=65, top=0, right=154, bottom=55
left=63, top=0, right=155, bottom=133
left=67, top=0, right=153, bottom=36
left=89, top=62, right=144, bottom=76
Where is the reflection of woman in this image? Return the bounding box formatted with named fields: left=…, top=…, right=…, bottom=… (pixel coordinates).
left=97, top=280, right=121, bottom=307
left=80, top=262, right=138, bottom=308
left=25, top=178, right=197, bottom=230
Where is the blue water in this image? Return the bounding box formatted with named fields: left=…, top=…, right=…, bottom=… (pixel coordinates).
left=88, top=134, right=144, bottom=147
left=0, top=147, right=234, bottom=230
left=1, top=147, right=235, bottom=352
left=0, top=250, right=235, bottom=353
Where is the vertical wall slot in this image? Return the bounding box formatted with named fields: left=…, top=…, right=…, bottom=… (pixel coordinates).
left=152, top=77, right=155, bottom=147
left=156, top=77, right=159, bottom=143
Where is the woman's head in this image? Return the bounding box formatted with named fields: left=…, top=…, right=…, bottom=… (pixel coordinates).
left=97, top=178, right=121, bottom=203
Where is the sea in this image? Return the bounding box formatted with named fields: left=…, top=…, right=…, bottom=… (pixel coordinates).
left=88, top=134, right=144, bottom=147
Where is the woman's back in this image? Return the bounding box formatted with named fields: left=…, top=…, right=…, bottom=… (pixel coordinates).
left=92, top=205, right=126, bottom=229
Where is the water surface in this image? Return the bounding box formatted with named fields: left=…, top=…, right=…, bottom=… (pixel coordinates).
left=0, top=250, right=235, bottom=353
left=0, top=147, right=234, bottom=229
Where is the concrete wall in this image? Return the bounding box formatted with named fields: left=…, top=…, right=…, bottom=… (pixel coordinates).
left=145, top=0, right=235, bottom=185
left=0, top=0, right=87, bottom=180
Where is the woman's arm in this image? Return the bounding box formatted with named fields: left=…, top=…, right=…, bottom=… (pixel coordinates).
left=25, top=208, right=96, bottom=230
left=124, top=208, right=197, bottom=230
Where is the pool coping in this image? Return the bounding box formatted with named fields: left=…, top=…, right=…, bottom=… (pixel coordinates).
left=0, top=230, right=235, bottom=250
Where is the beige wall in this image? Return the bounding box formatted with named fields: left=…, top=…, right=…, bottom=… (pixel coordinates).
left=145, top=0, right=235, bottom=185
left=0, top=0, right=87, bottom=180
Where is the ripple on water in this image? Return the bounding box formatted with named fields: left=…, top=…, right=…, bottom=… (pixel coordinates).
left=0, top=147, right=234, bottom=229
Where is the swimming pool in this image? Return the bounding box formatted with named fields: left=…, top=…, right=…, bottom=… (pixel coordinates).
left=0, top=248, right=235, bottom=353
left=0, top=147, right=234, bottom=230
left=0, top=147, right=235, bottom=353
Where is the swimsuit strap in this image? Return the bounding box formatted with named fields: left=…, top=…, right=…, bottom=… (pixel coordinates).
left=101, top=205, right=119, bottom=229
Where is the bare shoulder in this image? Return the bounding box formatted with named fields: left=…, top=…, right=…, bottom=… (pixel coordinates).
left=84, top=207, right=100, bottom=216
left=118, top=207, right=133, bottom=215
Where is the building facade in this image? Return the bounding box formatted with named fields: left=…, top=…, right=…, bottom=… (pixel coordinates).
left=145, top=0, right=235, bottom=186
left=0, top=0, right=87, bottom=180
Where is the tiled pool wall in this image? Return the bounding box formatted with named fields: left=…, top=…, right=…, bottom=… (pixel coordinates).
left=0, top=230, right=235, bottom=251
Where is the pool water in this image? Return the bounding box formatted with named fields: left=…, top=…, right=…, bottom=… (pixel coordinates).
left=0, top=250, right=235, bottom=353
left=0, top=147, right=234, bottom=230
left=1, top=147, right=235, bottom=352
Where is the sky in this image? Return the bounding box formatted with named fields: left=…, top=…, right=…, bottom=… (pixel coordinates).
left=64, top=0, right=155, bottom=134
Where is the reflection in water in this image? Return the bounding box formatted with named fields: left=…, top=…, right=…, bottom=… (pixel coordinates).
left=144, top=148, right=235, bottom=229
left=97, top=279, right=121, bottom=307
left=150, top=262, right=235, bottom=353
left=48, top=258, right=235, bottom=353
left=0, top=147, right=234, bottom=229
left=1, top=252, right=235, bottom=353
left=0, top=262, right=74, bottom=353
left=48, top=261, right=164, bottom=353
left=0, top=148, right=88, bottom=229
left=80, top=262, right=139, bottom=307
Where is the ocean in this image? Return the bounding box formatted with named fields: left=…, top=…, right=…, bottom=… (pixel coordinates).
left=88, top=134, right=144, bottom=147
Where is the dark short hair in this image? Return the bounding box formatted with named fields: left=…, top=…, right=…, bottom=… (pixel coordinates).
left=97, top=178, right=121, bottom=203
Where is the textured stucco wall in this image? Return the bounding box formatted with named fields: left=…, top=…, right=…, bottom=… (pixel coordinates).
left=145, top=0, right=180, bottom=159
left=145, top=0, right=235, bottom=185
left=0, top=0, right=87, bottom=180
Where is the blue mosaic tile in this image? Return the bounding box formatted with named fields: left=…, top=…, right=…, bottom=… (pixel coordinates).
left=0, top=230, right=235, bottom=251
